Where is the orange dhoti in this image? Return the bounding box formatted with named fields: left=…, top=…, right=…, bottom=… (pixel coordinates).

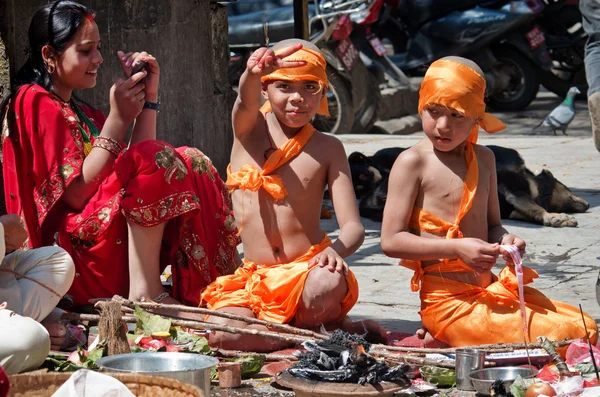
left=201, top=236, right=359, bottom=324
left=413, top=263, right=598, bottom=346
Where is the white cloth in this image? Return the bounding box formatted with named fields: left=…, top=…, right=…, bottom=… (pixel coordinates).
left=0, top=309, right=50, bottom=375
left=52, top=369, right=134, bottom=397
left=0, top=223, right=75, bottom=374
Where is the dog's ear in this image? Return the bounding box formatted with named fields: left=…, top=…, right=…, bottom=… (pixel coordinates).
left=349, top=152, right=371, bottom=165
left=540, top=169, right=555, bottom=179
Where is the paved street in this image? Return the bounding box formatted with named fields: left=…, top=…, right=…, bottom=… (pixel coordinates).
left=324, top=89, right=600, bottom=335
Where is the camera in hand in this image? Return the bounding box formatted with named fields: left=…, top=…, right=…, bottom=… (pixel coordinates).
left=131, top=61, right=148, bottom=75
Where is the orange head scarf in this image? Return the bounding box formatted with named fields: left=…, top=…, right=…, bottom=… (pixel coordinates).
left=260, top=47, right=330, bottom=116
left=418, top=59, right=506, bottom=143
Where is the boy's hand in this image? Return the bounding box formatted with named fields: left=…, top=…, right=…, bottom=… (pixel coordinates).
left=0, top=214, right=27, bottom=252
left=308, top=247, right=349, bottom=276
left=456, top=238, right=500, bottom=273
left=247, top=43, right=307, bottom=76
left=499, top=233, right=526, bottom=264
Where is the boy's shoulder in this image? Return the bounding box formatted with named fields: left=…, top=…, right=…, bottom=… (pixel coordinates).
left=472, top=143, right=495, bottom=166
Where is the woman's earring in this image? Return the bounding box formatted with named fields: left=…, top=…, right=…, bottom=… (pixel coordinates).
left=45, top=62, right=55, bottom=74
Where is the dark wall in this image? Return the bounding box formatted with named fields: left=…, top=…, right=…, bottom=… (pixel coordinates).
left=1, top=0, right=235, bottom=174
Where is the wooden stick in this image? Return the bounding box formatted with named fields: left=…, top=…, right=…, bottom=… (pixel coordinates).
left=62, top=313, right=310, bottom=345
left=98, top=301, right=130, bottom=356
left=109, top=297, right=328, bottom=340
left=372, top=339, right=575, bottom=354
left=213, top=349, right=298, bottom=362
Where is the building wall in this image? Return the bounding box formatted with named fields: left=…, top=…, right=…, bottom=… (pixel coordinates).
left=0, top=0, right=234, bottom=174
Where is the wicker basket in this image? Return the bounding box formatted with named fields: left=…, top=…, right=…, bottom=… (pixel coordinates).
left=8, top=371, right=205, bottom=397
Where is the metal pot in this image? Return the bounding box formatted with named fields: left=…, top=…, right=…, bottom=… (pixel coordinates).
left=96, top=352, right=217, bottom=395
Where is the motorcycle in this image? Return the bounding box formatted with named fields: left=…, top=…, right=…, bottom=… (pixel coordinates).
left=371, top=0, right=554, bottom=111
left=226, top=0, right=387, bottom=134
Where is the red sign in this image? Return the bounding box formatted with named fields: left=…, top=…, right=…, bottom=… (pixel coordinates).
left=526, top=25, right=546, bottom=50
left=369, top=36, right=388, bottom=57
left=336, top=38, right=360, bottom=71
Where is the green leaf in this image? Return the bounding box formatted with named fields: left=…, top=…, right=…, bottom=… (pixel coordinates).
left=170, top=330, right=210, bottom=354
left=574, top=363, right=599, bottom=381
left=224, top=355, right=266, bottom=379
left=419, top=366, right=456, bottom=387
left=510, top=374, right=536, bottom=397
left=134, top=305, right=171, bottom=336
left=41, top=356, right=84, bottom=373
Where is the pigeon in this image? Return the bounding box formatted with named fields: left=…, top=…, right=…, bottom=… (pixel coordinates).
left=533, top=86, right=581, bottom=135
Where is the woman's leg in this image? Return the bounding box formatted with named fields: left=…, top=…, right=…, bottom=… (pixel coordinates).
left=126, top=220, right=174, bottom=302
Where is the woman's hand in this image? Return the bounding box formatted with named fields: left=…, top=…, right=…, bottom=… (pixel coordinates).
left=455, top=238, right=500, bottom=273
left=118, top=50, right=160, bottom=101
left=308, top=247, right=349, bottom=275
left=109, top=69, right=147, bottom=127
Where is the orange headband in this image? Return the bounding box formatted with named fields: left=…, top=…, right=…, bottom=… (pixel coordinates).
left=261, top=47, right=330, bottom=116
left=418, top=59, right=505, bottom=143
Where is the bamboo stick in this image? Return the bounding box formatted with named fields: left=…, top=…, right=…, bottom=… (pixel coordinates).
left=106, top=297, right=328, bottom=340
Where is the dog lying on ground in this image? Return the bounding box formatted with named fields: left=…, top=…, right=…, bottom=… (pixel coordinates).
left=349, top=146, right=589, bottom=227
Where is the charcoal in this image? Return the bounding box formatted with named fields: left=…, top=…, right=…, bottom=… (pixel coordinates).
left=287, top=329, right=411, bottom=386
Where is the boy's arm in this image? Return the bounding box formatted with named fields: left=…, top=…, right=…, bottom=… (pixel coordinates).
left=326, top=138, right=365, bottom=258
left=232, top=45, right=306, bottom=138
left=484, top=148, right=526, bottom=256
left=380, top=150, right=459, bottom=260
left=484, top=148, right=508, bottom=244
left=232, top=68, right=264, bottom=138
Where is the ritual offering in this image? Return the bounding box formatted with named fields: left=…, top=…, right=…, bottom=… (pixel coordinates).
left=275, top=330, right=411, bottom=396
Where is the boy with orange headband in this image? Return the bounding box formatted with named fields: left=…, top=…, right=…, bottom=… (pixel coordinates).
left=381, top=56, right=597, bottom=347
left=201, top=39, right=385, bottom=351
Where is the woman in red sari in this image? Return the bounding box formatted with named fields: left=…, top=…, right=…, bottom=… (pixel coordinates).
left=0, top=1, right=240, bottom=307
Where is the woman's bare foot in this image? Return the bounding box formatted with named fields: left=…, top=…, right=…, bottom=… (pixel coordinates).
left=416, top=326, right=450, bottom=348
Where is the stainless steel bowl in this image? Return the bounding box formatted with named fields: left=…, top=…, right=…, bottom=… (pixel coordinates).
left=468, top=367, right=534, bottom=395
left=96, top=352, right=218, bottom=395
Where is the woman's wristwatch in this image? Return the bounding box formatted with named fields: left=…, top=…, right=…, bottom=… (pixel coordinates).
left=143, top=101, right=160, bottom=112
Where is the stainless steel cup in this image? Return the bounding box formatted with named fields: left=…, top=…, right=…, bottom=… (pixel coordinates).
left=455, top=348, right=486, bottom=391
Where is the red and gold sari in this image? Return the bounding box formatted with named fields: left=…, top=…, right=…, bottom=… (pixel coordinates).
left=1, top=84, right=240, bottom=306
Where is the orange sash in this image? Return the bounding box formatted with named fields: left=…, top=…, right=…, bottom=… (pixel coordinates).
left=226, top=123, right=315, bottom=200
left=402, top=142, right=478, bottom=291
left=200, top=235, right=359, bottom=324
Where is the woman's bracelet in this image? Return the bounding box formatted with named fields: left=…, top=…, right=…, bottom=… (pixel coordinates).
left=92, top=136, right=125, bottom=158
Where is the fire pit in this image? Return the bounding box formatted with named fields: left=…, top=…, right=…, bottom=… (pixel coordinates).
left=274, top=330, right=412, bottom=397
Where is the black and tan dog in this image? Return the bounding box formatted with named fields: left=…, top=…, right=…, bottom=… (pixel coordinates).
left=349, top=146, right=589, bottom=227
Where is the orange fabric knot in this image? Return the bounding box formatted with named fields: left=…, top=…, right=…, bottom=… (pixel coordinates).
left=226, top=164, right=287, bottom=200
left=400, top=259, right=424, bottom=292
left=446, top=224, right=464, bottom=239
left=260, top=47, right=330, bottom=116
left=418, top=59, right=506, bottom=143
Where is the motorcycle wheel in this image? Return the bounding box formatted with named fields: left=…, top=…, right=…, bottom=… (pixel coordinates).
left=487, top=48, right=539, bottom=112
left=540, top=66, right=588, bottom=99
left=313, top=67, right=355, bottom=134
left=349, top=63, right=382, bottom=134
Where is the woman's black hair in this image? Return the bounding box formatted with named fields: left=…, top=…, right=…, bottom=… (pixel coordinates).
left=1, top=1, right=95, bottom=123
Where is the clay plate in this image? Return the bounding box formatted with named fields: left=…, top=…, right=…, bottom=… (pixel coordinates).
left=274, top=371, right=408, bottom=397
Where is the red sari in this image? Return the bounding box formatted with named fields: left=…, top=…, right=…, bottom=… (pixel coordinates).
left=1, top=84, right=240, bottom=306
